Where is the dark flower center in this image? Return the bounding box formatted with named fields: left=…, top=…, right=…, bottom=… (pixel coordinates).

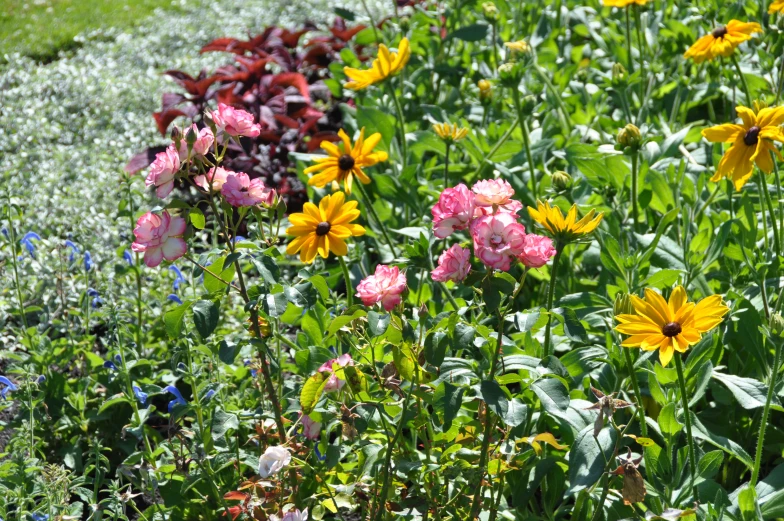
left=712, top=26, right=728, bottom=38
left=316, top=221, right=331, bottom=236
left=662, top=321, right=682, bottom=337
left=338, top=154, right=355, bottom=171
left=744, top=126, right=761, bottom=146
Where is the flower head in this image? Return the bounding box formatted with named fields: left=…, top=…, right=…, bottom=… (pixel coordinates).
left=84, top=251, right=94, bottom=271
left=167, top=294, right=183, bottom=304
left=286, top=192, right=365, bottom=264
left=518, top=234, right=557, bottom=268
left=431, top=183, right=475, bottom=238
left=615, top=286, right=730, bottom=367
left=164, top=385, right=188, bottom=412
left=176, top=124, right=214, bottom=159
left=65, top=239, right=80, bottom=262
left=318, top=354, right=354, bottom=392
left=684, top=20, right=763, bottom=63
left=771, top=0, right=784, bottom=13
left=169, top=265, right=186, bottom=291
left=356, top=265, right=407, bottom=311
left=344, top=38, right=410, bottom=90
left=504, top=40, right=530, bottom=53
left=528, top=200, right=603, bottom=243
left=271, top=508, right=309, bottom=521
left=471, top=212, right=526, bottom=271
left=221, top=171, right=276, bottom=207
left=472, top=179, right=522, bottom=215
left=0, top=376, right=18, bottom=400
left=131, top=210, right=188, bottom=268
left=301, top=414, right=322, bottom=440
left=133, top=385, right=149, bottom=406
left=431, top=244, right=471, bottom=283
left=211, top=103, right=261, bottom=139
left=20, top=231, right=41, bottom=259
left=433, top=123, right=469, bottom=143
left=258, top=446, right=291, bottom=478
left=304, top=128, right=388, bottom=194
left=701, top=105, right=784, bottom=190
left=146, top=145, right=181, bottom=198
left=602, top=0, right=649, bottom=6
left=123, top=250, right=134, bottom=265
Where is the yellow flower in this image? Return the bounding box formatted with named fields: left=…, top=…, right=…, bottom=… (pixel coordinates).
left=770, top=0, right=784, bottom=13
left=343, top=38, right=410, bottom=90
left=304, top=128, right=388, bottom=194
left=701, top=105, right=784, bottom=190
left=602, top=0, right=649, bottom=6
left=683, top=20, right=762, bottom=63
left=527, top=200, right=603, bottom=243
left=286, top=192, right=365, bottom=264
left=432, top=122, right=469, bottom=143
left=504, top=40, right=529, bottom=53
left=615, top=286, right=729, bottom=367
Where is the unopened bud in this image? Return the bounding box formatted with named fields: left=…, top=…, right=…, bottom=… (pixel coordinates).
left=418, top=303, right=429, bottom=320
left=478, top=79, right=492, bottom=102
left=551, top=170, right=572, bottom=192
left=614, top=293, right=633, bottom=317
left=498, top=62, right=522, bottom=87
left=518, top=94, right=536, bottom=117
left=611, top=62, right=627, bottom=86
left=617, top=124, right=642, bottom=149
left=482, top=2, right=498, bottom=21
left=771, top=313, right=784, bottom=336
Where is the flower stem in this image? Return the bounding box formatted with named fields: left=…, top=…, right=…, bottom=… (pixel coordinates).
left=634, top=5, right=645, bottom=108
left=356, top=182, right=399, bottom=258
left=623, top=348, right=647, bottom=436
left=631, top=149, right=640, bottom=231
left=360, top=0, right=380, bottom=45
left=674, top=353, right=700, bottom=502
left=625, top=7, right=634, bottom=76
left=479, top=117, right=520, bottom=167
left=444, top=143, right=451, bottom=188
left=338, top=256, right=354, bottom=307
left=757, top=170, right=772, bottom=254
left=533, top=65, right=572, bottom=133
left=4, top=200, right=33, bottom=351
left=730, top=53, right=752, bottom=104
left=543, top=243, right=564, bottom=359
left=374, top=389, right=412, bottom=521
left=388, top=81, right=408, bottom=171
left=759, top=170, right=782, bottom=257
left=512, top=88, right=538, bottom=198
left=751, top=334, right=783, bottom=487
left=772, top=155, right=784, bottom=252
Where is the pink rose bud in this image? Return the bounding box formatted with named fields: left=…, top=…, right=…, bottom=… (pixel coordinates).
left=221, top=171, right=276, bottom=207
left=431, top=183, right=475, bottom=239
left=356, top=265, right=408, bottom=311
left=471, top=212, right=526, bottom=271
left=176, top=124, right=214, bottom=160
left=194, top=166, right=231, bottom=193
left=210, top=103, right=261, bottom=139
left=471, top=178, right=522, bottom=216
left=431, top=244, right=472, bottom=283
left=301, top=414, right=322, bottom=440
left=518, top=234, right=557, bottom=268
left=317, top=354, right=354, bottom=392
left=131, top=210, right=187, bottom=268
left=145, top=145, right=181, bottom=198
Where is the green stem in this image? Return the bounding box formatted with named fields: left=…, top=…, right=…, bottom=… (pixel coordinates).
left=479, top=117, right=520, bottom=167
left=625, top=7, right=634, bottom=76
left=444, top=143, right=451, bottom=188
left=634, top=5, right=645, bottom=109
left=674, top=353, right=699, bottom=502
left=359, top=0, right=380, bottom=45
left=543, top=243, right=564, bottom=359
left=374, top=389, right=413, bottom=521
left=757, top=170, right=772, bottom=254
left=512, top=88, right=538, bottom=198
left=534, top=65, right=572, bottom=133
left=759, top=170, right=781, bottom=257
left=631, top=149, right=640, bottom=231
left=5, top=200, right=34, bottom=351
left=773, top=155, right=784, bottom=253
left=338, top=256, right=354, bottom=307
left=355, top=182, right=399, bottom=258
left=623, top=348, right=647, bottom=436
left=750, top=335, right=783, bottom=487
left=388, top=81, right=408, bottom=171
left=730, top=53, right=752, bottom=104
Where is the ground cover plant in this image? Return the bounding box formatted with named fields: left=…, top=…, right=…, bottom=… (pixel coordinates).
left=3, top=0, right=784, bottom=520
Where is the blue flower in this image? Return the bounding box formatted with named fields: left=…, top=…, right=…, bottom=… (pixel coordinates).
left=0, top=376, right=18, bottom=400
left=35, top=375, right=46, bottom=385
left=164, top=385, right=188, bottom=412
left=84, top=251, right=94, bottom=271
left=314, top=445, right=326, bottom=461
left=30, top=514, right=49, bottom=521
left=92, top=297, right=103, bottom=308
left=133, top=385, right=149, bottom=406
left=103, top=355, right=121, bottom=371
left=169, top=265, right=186, bottom=291
left=177, top=362, right=187, bottom=373
left=233, top=236, right=246, bottom=243
left=20, top=231, right=41, bottom=259
left=123, top=250, right=134, bottom=265
left=1, top=226, right=8, bottom=240
left=64, top=240, right=80, bottom=263
left=167, top=294, right=183, bottom=305
left=244, top=359, right=258, bottom=377
left=204, top=389, right=216, bottom=402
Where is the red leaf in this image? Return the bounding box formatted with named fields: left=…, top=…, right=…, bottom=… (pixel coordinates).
left=125, top=146, right=167, bottom=174
left=307, top=131, right=340, bottom=152
left=271, top=72, right=310, bottom=98
left=153, top=109, right=187, bottom=136
left=223, top=491, right=249, bottom=501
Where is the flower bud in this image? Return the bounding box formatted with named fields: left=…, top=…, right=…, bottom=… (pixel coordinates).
left=611, top=62, right=627, bottom=87
left=551, top=170, right=572, bottom=192
left=478, top=79, right=492, bottom=102
left=518, top=94, right=536, bottom=117
left=482, top=2, right=498, bottom=22
left=247, top=316, right=272, bottom=338
left=614, top=293, right=633, bottom=317
left=753, top=99, right=768, bottom=114
left=771, top=313, right=784, bottom=337
left=498, top=62, right=522, bottom=87
left=617, top=124, right=642, bottom=149
left=399, top=15, right=410, bottom=31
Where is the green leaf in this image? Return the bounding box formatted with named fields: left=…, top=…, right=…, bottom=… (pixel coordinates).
left=204, top=256, right=236, bottom=293
left=479, top=380, right=508, bottom=418
left=211, top=408, right=239, bottom=441
left=164, top=301, right=192, bottom=339
left=482, top=274, right=514, bottom=313
left=691, top=413, right=753, bottom=469
left=357, top=107, right=396, bottom=153
left=192, top=300, right=220, bottom=340
left=502, top=399, right=528, bottom=427
left=532, top=378, right=570, bottom=413
left=698, top=450, right=724, bottom=480
left=658, top=402, right=683, bottom=436
left=441, top=382, right=464, bottom=430
left=300, top=372, right=330, bottom=414
left=189, top=207, right=205, bottom=229
left=424, top=331, right=449, bottom=367
left=712, top=371, right=781, bottom=410
left=393, top=343, right=417, bottom=381
left=739, top=484, right=762, bottom=521
left=252, top=255, right=280, bottom=286
left=326, top=309, right=367, bottom=336
left=368, top=311, right=391, bottom=337
left=285, top=282, right=317, bottom=309
left=449, top=23, right=489, bottom=42
left=552, top=307, right=588, bottom=343
left=566, top=425, right=617, bottom=495
left=264, top=292, right=288, bottom=318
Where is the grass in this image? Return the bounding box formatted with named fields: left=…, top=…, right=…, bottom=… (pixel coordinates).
left=0, top=0, right=182, bottom=61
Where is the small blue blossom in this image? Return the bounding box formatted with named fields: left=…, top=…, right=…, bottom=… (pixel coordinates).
left=169, top=265, right=186, bottom=291
left=123, top=250, right=134, bottom=265
left=87, top=288, right=99, bottom=297
left=35, top=375, right=46, bottom=385
left=177, top=362, right=187, bottom=373
left=65, top=240, right=80, bottom=262
left=164, top=385, right=188, bottom=412
left=133, top=385, right=149, bottom=406
left=314, top=445, right=326, bottom=461
left=84, top=251, right=94, bottom=271
left=167, top=294, right=183, bottom=305
left=0, top=376, right=18, bottom=400
left=20, top=231, right=41, bottom=259
left=244, top=359, right=258, bottom=377
left=233, top=236, right=246, bottom=243
left=30, top=514, right=49, bottom=521
left=92, top=296, right=103, bottom=308
left=103, top=355, right=122, bottom=371
left=1, top=226, right=8, bottom=240
left=204, top=389, right=217, bottom=402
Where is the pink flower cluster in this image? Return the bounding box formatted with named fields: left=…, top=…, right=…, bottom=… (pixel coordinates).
left=356, top=265, right=407, bottom=311
left=430, top=179, right=556, bottom=276
left=210, top=103, right=262, bottom=139
left=131, top=210, right=187, bottom=267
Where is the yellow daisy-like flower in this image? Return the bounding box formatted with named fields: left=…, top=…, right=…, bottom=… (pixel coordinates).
left=770, top=0, right=784, bottom=13
left=615, top=286, right=729, bottom=367
left=304, top=128, right=388, bottom=194
left=683, top=20, right=762, bottom=63
left=504, top=40, right=530, bottom=53
left=701, top=105, right=784, bottom=190
left=343, top=38, right=410, bottom=90
left=432, top=122, right=469, bottom=143
left=527, top=200, right=604, bottom=243
left=286, top=192, right=365, bottom=264
left=602, top=0, right=649, bottom=6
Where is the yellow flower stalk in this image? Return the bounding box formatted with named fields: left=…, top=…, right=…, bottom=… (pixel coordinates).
left=701, top=105, right=784, bottom=190
left=286, top=192, right=365, bottom=264
left=528, top=200, right=604, bottom=243
left=343, top=38, right=410, bottom=90
left=432, top=122, right=469, bottom=143
left=683, top=20, right=762, bottom=63
left=304, top=128, right=388, bottom=194
left=615, top=286, right=729, bottom=367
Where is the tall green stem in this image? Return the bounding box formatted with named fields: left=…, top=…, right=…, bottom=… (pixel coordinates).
left=543, top=243, right=564, bottom=358
left=631, top=149, right=640, bottom=231
left=374, top=389, right=412, bottom=521
left=623, top=348, right=647, bottom=436
left=674, top=353, right=699, bottom=502
left=759, top=170, right=781, bottom=257
left=443, top=143, right=451, bottom=188
left=5, top=200, right=34, bottom=350
left=750, top=335, right=783, bottom=487
left=513, top=88, right=538, bottom=198
left=625, top=7, right=634, bottom=76
left=388, top=81, right=408, bottom=171
left=356, top=182, right=399, bottom=258
left=772, top=155, right=784, bottom=252
left=757, top=170, right=772, bottom=253
left=338, top=256, right=354, bottom=307
left=730, top=53, right=752, bottom=104
left=479, top=117, right=520, bottom=167
left=634, top=6, right=645, bottom=109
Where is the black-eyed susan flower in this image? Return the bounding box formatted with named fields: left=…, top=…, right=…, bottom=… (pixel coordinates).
left=702, top=104, right=784, bottom=190
left=602, top=0, right=650, bottom=6
left=286, top=192, right=365, bottom=264
left=343, top=38, right=410, bottom=90
left=304, top=128, right=388, bottom=194
left=770, top=0, right=784, bottom=13
left=527, top=200, right=604, bottom=243
left=432, top=123, right=469, bottom=143
left=683, top=20, right=762, bottom=63
left=615, top=286, right=729, bottom=367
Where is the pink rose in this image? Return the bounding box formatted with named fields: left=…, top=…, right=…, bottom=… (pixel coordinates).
left=176, top=124, right=214, bottom=160
left=221, top=171, right=276, bottom=207
left=518, top=234, right=557, bottom=268
left=301, top=413, right=322, bottom=440
left=471, top=212, right=526, bottom=271
left=431, top=183, right=475, bottom=239
left=356, top=265, right=407, bottom=311
left=431, top=244, right=471, bottom=283
left=210, top=103, right=261, bottom=139
left=131, top=210, right=187, bottom=268
left=318, top=354, right=354, bottom=392
left=471, top=179, right=522, bottom=216
left=146, top=145, right=181, bottom=198
left=194, top=166, right=231, bottom=193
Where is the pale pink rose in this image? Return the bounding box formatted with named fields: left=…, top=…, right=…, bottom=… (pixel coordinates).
left=518, top=234, right=557, bottom=268
left=471, top=212, right=526, bottom=271
left=211, top=103, right=261, bottom=139
left=194, top=166, right=231, bottom=192
left=431, top=244, right=472, bottom=283
left=471, top=179, right=522, bottom=215
left=431, top=184, right=475, bottom=239
left=146, top=145, right=181, bottom=198
left=301, top=414, right=322, bottom=440
left=131, top=210, right=187, bottom=268
left=318, top=354, right=354, bottom=392
left=176, top=124, right=214, bottom=160
left=221, top=171, right=276, bottom=207
left=356, top=265, right=407, bottom=311
left=258, top=446, right=291, bottom=478
left=271, top=509, right=309, bottom=521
